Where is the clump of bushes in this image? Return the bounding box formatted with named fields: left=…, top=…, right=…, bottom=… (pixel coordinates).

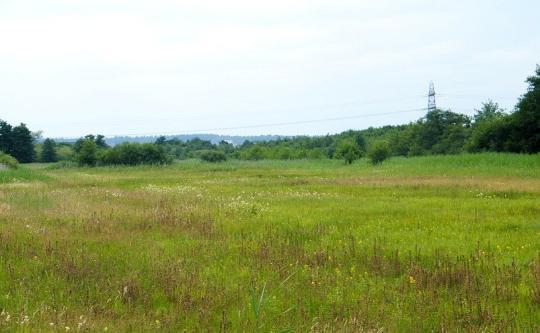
left=74, top=139, right=172, bottom=167
left=75, top=139, right=98, bottom=166
left=199, top=150, right=227, bottom=163
left=0, top=152, right=18, bottom=169
left=368, top=141, right=390, bottom=165
left=99, top=143, right=172, bottom=166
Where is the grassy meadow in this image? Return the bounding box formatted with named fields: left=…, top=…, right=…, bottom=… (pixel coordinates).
left=0, top=153, right=539, bottom=332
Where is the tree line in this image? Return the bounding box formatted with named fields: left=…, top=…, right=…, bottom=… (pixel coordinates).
left=1, top=65, right=539, bottom=166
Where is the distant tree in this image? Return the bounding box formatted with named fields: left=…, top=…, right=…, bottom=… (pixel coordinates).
left=336, top=140, right=361, bottom=165
left=466, top=117, right=514, bottom=152
left=75, top=134, right=107, bottom=152
left=512, top=65, right=540, bottom=153
left=0, top=121, right=13, bottom=154
left=467, top=66, right=540, bottom=153
left=368, top=141, right=390, bottom=165
left=76, top=139, right=98, bottom=166
left=155, top=136, right=167, bottom=145
left=241, top=140, right=254, bottom=149
left=388, top=123, right=422, bottom=156
left=420, top=109, right=471, bottom=153
left=473, top=100, right=505, bottom=125
left=466, top=101, right=509, bottom=152
left=354, top=133, right=367, bottom=154
left=217, top=140, right=234, bottom=154
left=41, top=138, right=58, bottom=163
left=10, top=123, right=35, bottom=163
left=95, top=134, right=108, bottom=148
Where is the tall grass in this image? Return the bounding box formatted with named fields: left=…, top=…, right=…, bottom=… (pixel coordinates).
left=0, top=153, right=538, bottom=331
left=0, top=167, right=49, bottom=184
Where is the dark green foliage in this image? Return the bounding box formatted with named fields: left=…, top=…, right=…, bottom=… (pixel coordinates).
left=41, top=138, right=58, bottom=163
left=473, top=100, right=506, bottom=125
left=74, top=134, right=108, bottom=153
left=0, top=121, right=13, bottom=154
left=199, top=150, right=227, bottom=163
left=354, top=133, right=367, bottom=153
left=419, top=109, right=471, bottom=153
left=9, top=124, right=35, bottom=163
left=76, top=139, right=98, bottom=166
left=0, top=151, right=18, bottom=169
left=0, top=121, right=35, bottom=163
left=99, top=143, right=171, bottom=166
left=241, top=146, right=267, bottom=160
left=154, top=137, right=216, bottom=160
left=468, top=65, right=540, bottom=153
left=466, top=117, right=514, bottom=152
left=336, top=139, right=361, bottom=164
left=368, top=141, right=390, bottom=165
left=155, top=136, right=167, bottom=145
left=512, top=65, right=540, bottom=153
left=218, top=140, right=235, bottom=154
left=95, top=134, right=109, bottom=148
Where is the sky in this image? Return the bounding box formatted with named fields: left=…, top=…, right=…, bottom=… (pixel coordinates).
left=0, top=0, right=539, bottom=138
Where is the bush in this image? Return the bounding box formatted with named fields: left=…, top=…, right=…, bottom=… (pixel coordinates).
left=199, top=150, right=227, bottom=163
left=99, top=143, right=172, bottom=166
left=56, top=145, right=74, bottom=161
left=241, top=146, right=267, bottom=160
left=76, top=139, right=98, bottom=166
left=336, top=139, right=361, bottom=164
left=368, top=141, right=390, bottom=165
left=0, top=151, right=18, bottom=169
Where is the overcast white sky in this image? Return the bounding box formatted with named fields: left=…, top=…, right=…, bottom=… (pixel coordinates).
left=0, top=0, right=539, bottom=138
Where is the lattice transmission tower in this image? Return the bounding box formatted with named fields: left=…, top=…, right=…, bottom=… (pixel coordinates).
left=427, top=81, right=436, bottom=112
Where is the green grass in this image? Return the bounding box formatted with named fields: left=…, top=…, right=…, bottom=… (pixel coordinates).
left=0, top=153, right=539, bottom=331
left=0, top=167, right=49, bottom=184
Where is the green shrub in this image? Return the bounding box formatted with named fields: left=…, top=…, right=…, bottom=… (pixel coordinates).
left=336, top=139, right=361, bottom=164
left=56, top=145, right=74, bottom=161
left=0, top=151, right=18, bottom=169
left=99, top=143, right=172, bottom=166
left=241, top=146, right=267, bottom=160
left=368, top=141, right=391, bottom=165
left=199, top=150, right=227, bottom=163
left=76, top=139, right=98, bottom=166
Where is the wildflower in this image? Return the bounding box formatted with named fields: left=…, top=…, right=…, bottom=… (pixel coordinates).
left=409, top=276, right=416, bottom=284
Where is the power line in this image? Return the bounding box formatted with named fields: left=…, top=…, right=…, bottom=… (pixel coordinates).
left=104, top=107, right=428, bottom=137
left=48, top=91, right=516, bottom=138
left=65, top=94, right=428, bottom=126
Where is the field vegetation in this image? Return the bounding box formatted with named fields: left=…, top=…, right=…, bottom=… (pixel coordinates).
left=0, top=153, right=539, bottom=331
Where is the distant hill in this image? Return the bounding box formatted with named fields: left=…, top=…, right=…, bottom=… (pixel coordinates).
left=53, top=134, right=287, bottom=146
